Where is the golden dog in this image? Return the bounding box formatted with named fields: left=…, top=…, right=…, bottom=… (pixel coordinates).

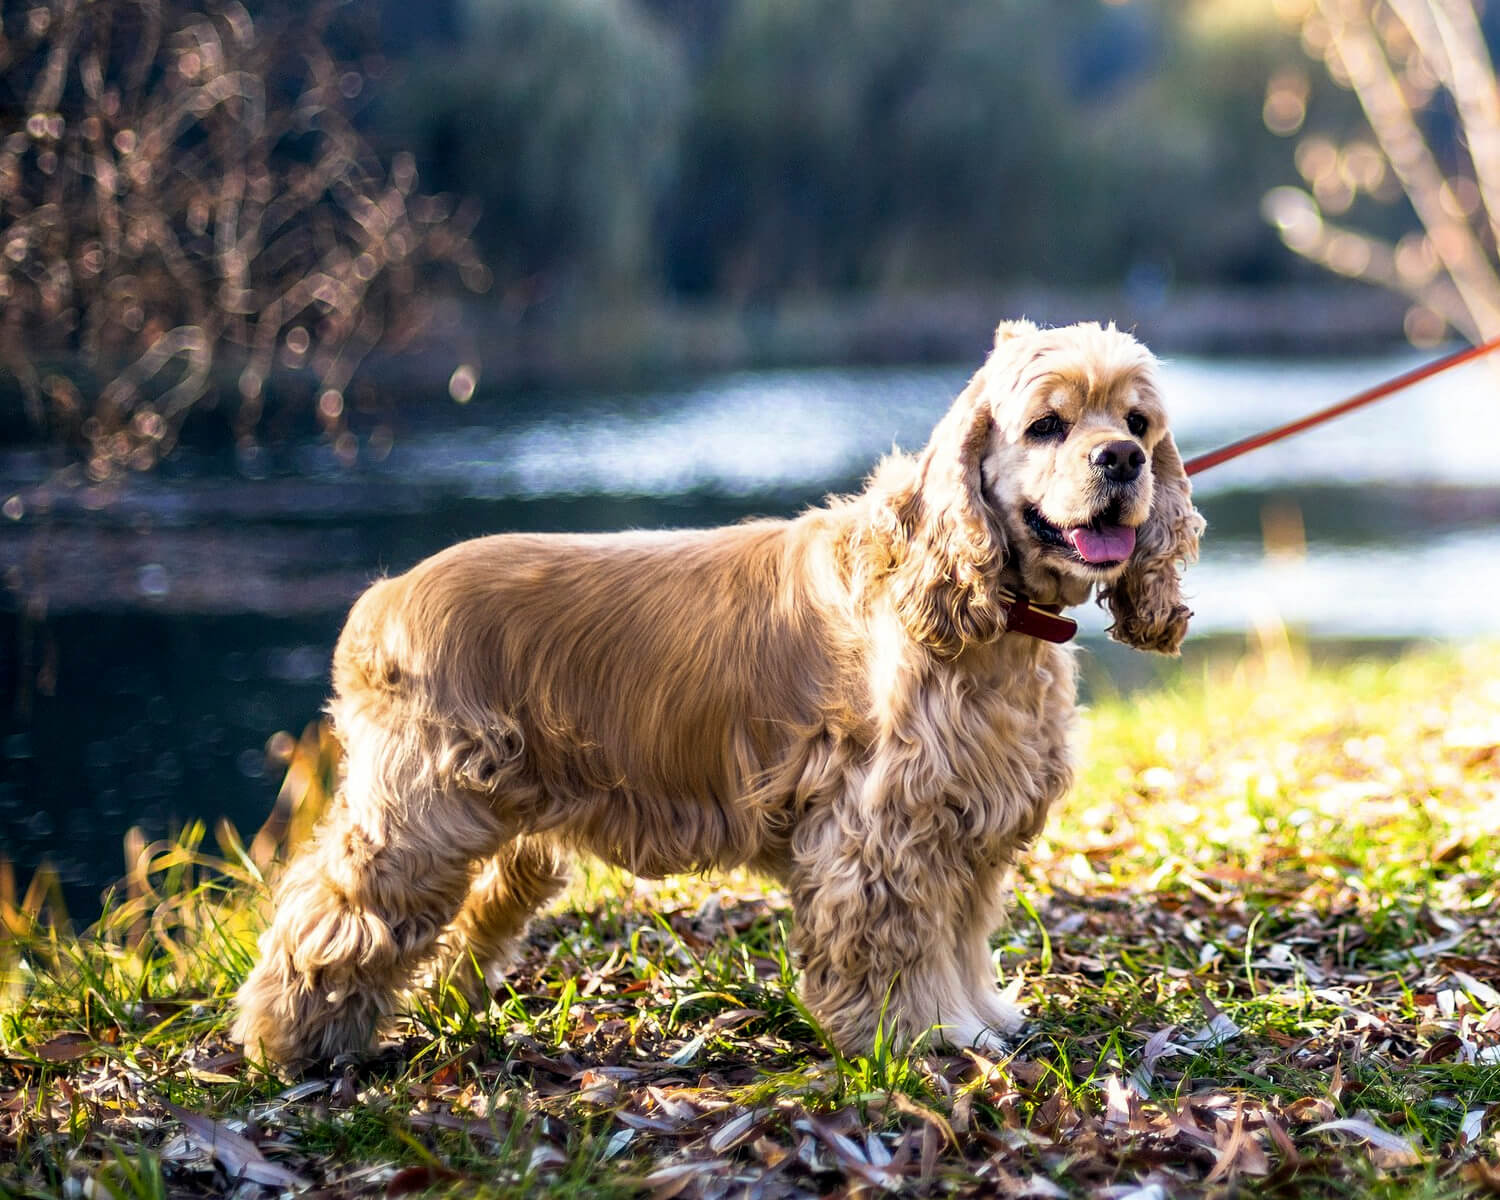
left=233, top=319, right=1203, bottom=1070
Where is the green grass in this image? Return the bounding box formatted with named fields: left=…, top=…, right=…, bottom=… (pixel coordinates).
left=4, top=639, right=1500, bottom=1197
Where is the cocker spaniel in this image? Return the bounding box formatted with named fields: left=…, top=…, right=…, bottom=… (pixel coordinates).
left=233, top=319, right=1203, bottom=1070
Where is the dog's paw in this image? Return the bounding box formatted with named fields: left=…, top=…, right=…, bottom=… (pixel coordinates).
left=976, top=989, right=1026, bottom=1036
left=968, top=1025, right=1013, bottom=1058
left=936, top=1015, right=1014, bottom=1057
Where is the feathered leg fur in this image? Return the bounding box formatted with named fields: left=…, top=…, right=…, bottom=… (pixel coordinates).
left=428, top=837, right=570, bottom=1003
left=232, top=709, right=507, bottom=1071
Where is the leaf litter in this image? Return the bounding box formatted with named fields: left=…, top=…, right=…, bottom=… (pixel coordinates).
left=4, top=644, right=1500, bottom=1196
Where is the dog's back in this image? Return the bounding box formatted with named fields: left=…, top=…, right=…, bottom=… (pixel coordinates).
left=330, top=519, right=855, bottom=875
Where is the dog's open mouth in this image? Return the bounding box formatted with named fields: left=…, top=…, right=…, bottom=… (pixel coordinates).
left=1024, top=504, right=1137, bottom=566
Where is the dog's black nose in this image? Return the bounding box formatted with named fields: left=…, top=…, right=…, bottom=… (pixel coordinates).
left=1090, top=439, right=1145, bottom=484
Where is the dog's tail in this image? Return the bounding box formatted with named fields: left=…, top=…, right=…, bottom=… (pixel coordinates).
left=328, top=570, right=527, bottom=801
left=331, top=575, right=410, bottom=711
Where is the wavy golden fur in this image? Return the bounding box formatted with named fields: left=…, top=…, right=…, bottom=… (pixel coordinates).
left=233, top=320, right=1204, bottom=1071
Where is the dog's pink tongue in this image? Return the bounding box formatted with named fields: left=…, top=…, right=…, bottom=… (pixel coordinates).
left=1067, top=524, right=1136, bottom=564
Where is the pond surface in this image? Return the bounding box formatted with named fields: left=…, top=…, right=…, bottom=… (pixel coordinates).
left=3, top=348, right=1497, bottom=910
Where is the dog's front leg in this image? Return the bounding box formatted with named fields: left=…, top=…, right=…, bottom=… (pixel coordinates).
left=786, top=786, right=1017, bottom=1056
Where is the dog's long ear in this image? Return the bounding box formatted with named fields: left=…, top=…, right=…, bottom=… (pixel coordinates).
left=887, top=373, right=1010, bottom=657
left=1100, top=429, right=1204, bottom=653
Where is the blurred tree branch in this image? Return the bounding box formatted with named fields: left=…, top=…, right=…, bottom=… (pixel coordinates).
left=1263, top=0, right=1500, bottom=344
left=0, top=0, right=490, bottom=476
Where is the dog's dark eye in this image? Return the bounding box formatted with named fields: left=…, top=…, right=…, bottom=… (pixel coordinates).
left=1126, top=411, right=1149, bottom=438
left=1027, top=414, right=1067, bottom=439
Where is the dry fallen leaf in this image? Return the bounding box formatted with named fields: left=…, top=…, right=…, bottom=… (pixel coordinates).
left=1461, top=1159, right=1500, bottom=1196
left=1460, top=1105, right=1492, bottom=1146
left=35, top=1033, right=95, bottom=1063
left=1204, top=1102, right=1269, bottom=1183
left=160, top=1099, right=311, bottom=1189
left=707, top=1108, right=760, bottom=1154
left=1103, top=1074, right=1137, bottom=1128
left=1305, top=1118, right=1423, bottom=1167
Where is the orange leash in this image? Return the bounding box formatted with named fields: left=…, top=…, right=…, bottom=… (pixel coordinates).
left=1182, top=334, right=1500, bottom=477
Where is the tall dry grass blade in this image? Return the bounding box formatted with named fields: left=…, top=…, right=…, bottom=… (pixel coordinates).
left=20, top=860, right=67, bottom=930
left=213, top=817, right=262, bottom=887
left=298, top=720, right=340, bottom=846
left=250, top=720, right=334, bottom=869
left=0, top=856, right=19, bottom=936
left=124, top=824, right=149, bottom=948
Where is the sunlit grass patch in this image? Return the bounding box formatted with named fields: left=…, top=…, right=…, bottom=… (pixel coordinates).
left=3, top=642, right=1500, bottom=1196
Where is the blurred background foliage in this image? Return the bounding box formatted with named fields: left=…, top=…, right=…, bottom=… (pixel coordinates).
left=5, top=0, right=1498, bottom=447
left=375, top=0, right=1500, bottom=353
left=383, top=0, right=1326, bottom=302
left=380, top=0, right=686, bottom=301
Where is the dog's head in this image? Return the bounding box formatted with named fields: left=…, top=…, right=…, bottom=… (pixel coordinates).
left=887, top=319, right=1203, bottom=656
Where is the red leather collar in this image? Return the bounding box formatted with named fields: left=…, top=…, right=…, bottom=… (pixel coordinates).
left=999, top=593, right=1078, bottom=644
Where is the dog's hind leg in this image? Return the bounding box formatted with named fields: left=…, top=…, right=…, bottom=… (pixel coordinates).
left=428, top=835, right=570, bottom=1003
left=232, top=714, right=506, bottom=1073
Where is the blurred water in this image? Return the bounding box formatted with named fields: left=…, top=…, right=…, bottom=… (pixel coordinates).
left=3, top=348, right=1498, bottom=909
left=358, top=348, right=1500, bottom=637
left=365, top=351, right=1500, bottom=500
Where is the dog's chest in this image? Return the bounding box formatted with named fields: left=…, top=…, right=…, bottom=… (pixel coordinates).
left=973, top=638, right=1077, bottom=737
left=919, top=638, right=1079, bottom=831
